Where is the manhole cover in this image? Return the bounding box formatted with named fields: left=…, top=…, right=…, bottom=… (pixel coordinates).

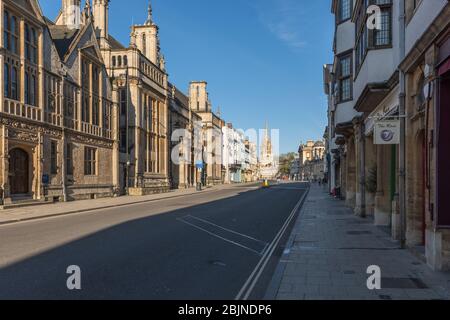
left=303, top=216, right=317, bottom=220
left=347, top=231, right=372, bottom=235
left=382, top=278, right=428, bottom=289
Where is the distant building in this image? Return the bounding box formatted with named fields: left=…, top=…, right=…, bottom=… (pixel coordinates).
left=289, top=155, right=300, bottom=181
left=259, top=123, right=278, bottom=179
left=222, top=123, right=245, bottom=184
left=299, top=141, right=325, bottom=181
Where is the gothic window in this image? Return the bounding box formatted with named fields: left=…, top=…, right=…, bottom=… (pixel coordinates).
left=103, top=101, right=111, bottom=131
left=120, top=89, right=127, bottom=116
left=25, top=72, right=30, bottom=105
left=25, top=24, right=37, bottom=63
left=11, top=67, right=18, bottom=100
left=66, top=143, right=74, bottom=175
left=50, top=141, right=58, bottom=174
left=142, top=34, right=147, bottom=56
left=92, top=98, right=100, bottom=126
left=4, top=63, right=10, bottom=98
left=4, top=12, right=19, bottom=54
left=30, top=74, right=36, bottom=106
left=84, top=147, right=97, bottom=175
left=82, top=93, right=90, bottom=122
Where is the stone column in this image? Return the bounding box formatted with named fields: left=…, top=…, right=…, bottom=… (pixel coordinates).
left=353, top=118, right=366, bottom=217
left=365, top=134, right=377, bottom=217
left=374, top=145, right=391, bottom=226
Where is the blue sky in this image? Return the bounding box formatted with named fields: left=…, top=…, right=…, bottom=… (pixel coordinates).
left=39, top=0, right=334, bottom=154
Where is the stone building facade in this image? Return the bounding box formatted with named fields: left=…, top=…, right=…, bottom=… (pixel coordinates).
left=222, top=123, right=246, bottom=184
left=168, top=82, right=201, bottom=189
left=0, top=0, right=117, bottom=206
left=189, top=81, right=224, bottom=186
left=299, top=141, right=326, bottom=182
left=91, top=0, right=170, bottom=195
left=325, top=0, right=450, bottom=270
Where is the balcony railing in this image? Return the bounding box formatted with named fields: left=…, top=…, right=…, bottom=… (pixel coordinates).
left=2, top=98, right=113, bottom=141
left=81, top=122, right=102, bottom=137
left=3, top=98, right=42, bottom=121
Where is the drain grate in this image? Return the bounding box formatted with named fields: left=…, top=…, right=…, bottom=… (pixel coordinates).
left=347, top=231, right=372, bottom=235
left=379, top=295, right=392, bottom=300
left=382, top=277, right=429, bottom=289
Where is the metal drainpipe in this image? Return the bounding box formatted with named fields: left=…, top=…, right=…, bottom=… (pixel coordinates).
left=399, top=0, right=407, bottom=248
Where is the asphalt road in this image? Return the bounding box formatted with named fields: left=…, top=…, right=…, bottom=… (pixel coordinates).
left=0, top=182, right=308, bottom=300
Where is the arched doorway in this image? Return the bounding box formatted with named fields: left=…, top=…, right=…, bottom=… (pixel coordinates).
left=9, top=148, right=29, bottom=195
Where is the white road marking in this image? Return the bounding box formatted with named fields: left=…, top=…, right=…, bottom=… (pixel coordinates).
left=235, top=188, right=309, bottom=300
left=176, top=217, right=264, bottom=255
left=186, top=215, right=267, bottom=245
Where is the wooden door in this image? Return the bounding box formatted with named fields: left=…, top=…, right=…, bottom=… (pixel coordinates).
left=9, top=148, right=29, bottom=195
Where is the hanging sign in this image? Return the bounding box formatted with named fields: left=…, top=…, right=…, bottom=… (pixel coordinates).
left=374, top=120, right=400, bottom=145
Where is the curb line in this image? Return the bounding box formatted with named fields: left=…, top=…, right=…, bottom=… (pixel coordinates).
left=0, top=182, right=262, bottom=226
left=263, top=187, right=311, bottom=300
left=0, top=188, right=220, bottom=227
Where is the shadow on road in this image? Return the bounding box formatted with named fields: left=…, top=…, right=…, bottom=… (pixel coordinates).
left=0, top=184, right=307, bottom=300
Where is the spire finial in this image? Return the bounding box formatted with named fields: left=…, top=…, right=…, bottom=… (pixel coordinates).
left=84, top=0, right=92, bottom=20
left=145, top=1, right=153, bottom=25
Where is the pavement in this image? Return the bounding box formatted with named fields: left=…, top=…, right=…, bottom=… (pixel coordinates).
left=266, top=184, right=450, bottom=300
left=0, top=183, right=255, bottom=225
left=0, top=182, right=308, bottom=300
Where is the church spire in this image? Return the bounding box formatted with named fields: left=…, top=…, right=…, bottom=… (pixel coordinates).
left=145, top=1, right=153, bottom=25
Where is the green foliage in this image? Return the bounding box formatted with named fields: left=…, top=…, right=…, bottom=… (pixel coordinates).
left=278, top=152, right=297, bottom=175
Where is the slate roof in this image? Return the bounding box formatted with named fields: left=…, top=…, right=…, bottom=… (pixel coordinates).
left=48, top=25, right=80, bottom=60
left=108, top=35, right=126, bottom=50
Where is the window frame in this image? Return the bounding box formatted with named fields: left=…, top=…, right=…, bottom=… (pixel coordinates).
left=50, top=140, right=58, bottom=175
left=337, top=51, right=353, bottom=103
left=66, top=143, right=74, bottom=176
left=354, top=0, right=393, bottom=76
left=337, top=0, right=353, bottom=24
left=84, top=147, right=97, bottom=176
